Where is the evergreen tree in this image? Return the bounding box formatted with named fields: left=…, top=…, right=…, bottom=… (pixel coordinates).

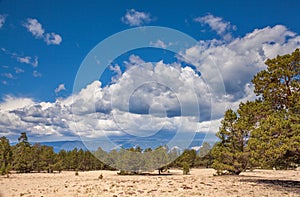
left=249, top=48, right=300, bottom=169
left=31, top=143, right=46, bottom=172
left=252, top=49, right=300, bottom=110
left=41, top=146, right=56, bottom=173
left=198, top=142, right=211, bottom=158
left=0, top=136, right=12, bottom=176
left=13, top=132, right=33, bottom=173
left=173, top=149, right=197, bottom=168
left=195, top=142, right=213, bottom=168
left=153, top=146, right=170, bottom=174
left=211, top=109, right=249, bottom=175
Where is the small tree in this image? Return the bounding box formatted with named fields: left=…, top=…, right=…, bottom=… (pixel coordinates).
left=13, top=132, right=33, bottom=173
left=182, top=162, right=190, bottom=175
left=153, top=146, right=170, bottom=174
left=211, top=109, right=249, bottom=175
left=0, top=136, right=12, bottom=177
left=195, top=142, right=213, bottom=168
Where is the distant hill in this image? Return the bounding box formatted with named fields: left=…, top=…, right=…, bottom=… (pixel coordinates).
left=39, top=141, right=88, bottom=152
left=10, top=132, right=206, bottom=153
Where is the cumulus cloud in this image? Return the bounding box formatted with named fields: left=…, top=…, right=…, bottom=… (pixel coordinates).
left=122, top=9, right=152, bottom=26
left=0, top=14, right=6, bottom=28
left=109, top=64, right=122, bottom=82
left=0, top=59, right=209, bottom=142
left=180, top=25, right=300, bottom=101
left=55, top=84, right=66, bottom=94
left=0, top=96, right=35, bottom=111
left=23, top=18, right=62, bottom=45
left=194, top=14, right=236, bottom=41
left=45, top=32, right=62, bottom=45
left=1, top=22, right=300, bottom=145
left=23, top=18, right=45, bottom=38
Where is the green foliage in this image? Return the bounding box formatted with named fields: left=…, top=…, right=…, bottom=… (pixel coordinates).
left=171, top=149, right=196, bottom=168
left=211, top=109, right=249, bottom=175
left=212, top=48, right=300, bottom=174
left=195, top=142, right=213, bottom=168
left=0, top=136, right=12, bottom=176
left=198, top=142, right=211, bottom=158
left=248, top=49, right=300, bottom=169
left=13, top=133, right=33, bottom=173
left=252, top=49, right=300, bottom=110
left=1, top=133, right=195, bottom=174
left=182, top=162, right=190, bottom=175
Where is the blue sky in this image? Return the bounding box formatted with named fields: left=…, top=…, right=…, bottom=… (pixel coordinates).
left=0, top=0, right=300, bottom=149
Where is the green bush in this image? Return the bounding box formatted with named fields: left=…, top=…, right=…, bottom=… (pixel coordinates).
left=182, top=162, right=190, bottom=175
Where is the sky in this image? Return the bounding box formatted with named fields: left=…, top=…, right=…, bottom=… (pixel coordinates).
left=0, top=0, right=300, bottom=149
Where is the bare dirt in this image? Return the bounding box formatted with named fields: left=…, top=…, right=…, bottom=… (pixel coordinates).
left=1, top=168, right=299, bottom=196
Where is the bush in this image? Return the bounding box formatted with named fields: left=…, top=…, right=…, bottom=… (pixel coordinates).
left=182, top=162, right=190, bottom=175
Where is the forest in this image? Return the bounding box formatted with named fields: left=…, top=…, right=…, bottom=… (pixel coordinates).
left=0, top=49, right=299, bottom=176
left=0, top=132, right=212, bottom=176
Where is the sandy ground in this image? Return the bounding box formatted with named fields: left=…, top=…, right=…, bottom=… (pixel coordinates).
left=0, top=168, right=299, bottom=197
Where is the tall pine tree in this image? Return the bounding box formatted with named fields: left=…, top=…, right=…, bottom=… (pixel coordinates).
left=249, top=49, right=300, bottom=169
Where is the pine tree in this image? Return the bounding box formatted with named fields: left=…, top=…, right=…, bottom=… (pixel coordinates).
left=249, top=48, right=300, bottom=169
left=196, top=142, right=213, bottom=168
left=13, top=132, right=33, bottom=173
left=211, top=109, right=249, bottom=175
left=252, top=49, right=300, bottom=110
left=0, top=136, right=12, bottom=177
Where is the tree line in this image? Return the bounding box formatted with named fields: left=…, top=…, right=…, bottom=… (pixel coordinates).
left=0, top=131, right=213, bottom=176
left=0, top=132, right=110, bottom=175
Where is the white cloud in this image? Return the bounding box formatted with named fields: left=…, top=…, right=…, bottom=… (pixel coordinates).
left=149, top=39, right=172, bottom=49
left=17, top=56, right=30, bottom=64
left=194, top=14, right=236, bottom=41
left=0, top=15, right=6, bottom=28
left=45, top=32, right=62, bottom=45
left=1, top=47, right=39, bottom=68
left=33, top=70, right=42, bottom=77
left=109, top=64, right=122, bottom=82
left=180, top=25, right=300, bottom=101
left=0, top=58, right=208, bottom=141
left=23, top=18, right=45, bottom=38
left=55, top=84, right=66, bottom=94
left=14, top=67, right=25, bottom=74
left=1, top=23, right=300, bottom=145
left=23, top=18, right=62, bottom=45
left=122, top=9, right=152, bottom=26
left=17, top=56, right=38, bottom=67
left=0, top=96, right=35, bottom=111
